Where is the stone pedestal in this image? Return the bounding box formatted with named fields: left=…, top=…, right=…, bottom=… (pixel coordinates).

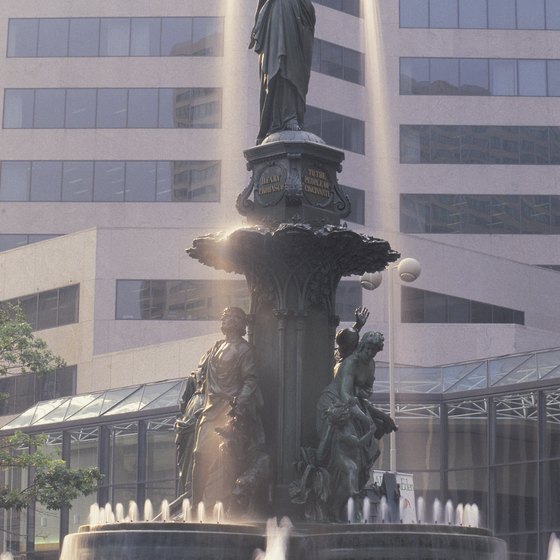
left=188, top=133, right=399, bottom=516
left=237, top=131, right=350, bottom=228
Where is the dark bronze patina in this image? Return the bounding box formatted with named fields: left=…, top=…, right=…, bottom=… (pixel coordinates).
left=250, top=0, right=316, bottom=144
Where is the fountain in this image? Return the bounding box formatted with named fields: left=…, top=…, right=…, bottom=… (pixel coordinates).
left=58, top=2, right=507, bottom=559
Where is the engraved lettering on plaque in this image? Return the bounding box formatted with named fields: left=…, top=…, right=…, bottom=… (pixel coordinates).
left=255, top=164, right=286, bottom=206
left=303, top=167, right=333, bottom=206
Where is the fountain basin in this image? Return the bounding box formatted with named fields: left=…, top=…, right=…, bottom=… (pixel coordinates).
left=60, top=522, right=507, bottom=560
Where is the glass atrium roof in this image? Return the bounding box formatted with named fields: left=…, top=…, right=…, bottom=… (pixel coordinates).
left=0, top=378, right=186, bottom=431
left=373, top=347, right=560, bottom=394
left=2, top=347, right=559, bottom=432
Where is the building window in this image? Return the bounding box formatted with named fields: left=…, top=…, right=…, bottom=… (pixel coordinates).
left=401, top=57, right=560, bottom=97
left=401, top=194, right=560, bottom=235
left=0, top=234, right=60, bottom=252
left=312, top=38, right=365, bottom=85
left=400, top=0, right=560, bottom=29
left=3, top=88, right=222, bottom=129
left=116, top=280, right=361, bottom=321
left=313, top=0, right=361, bottom=17
left=306, top=106, right=365, bottom=154
left=401, top=286, right=525, bottom=325
left=342, top=184, right=365, bottom=224
left=2, top=285, right=79, bottom=330
left=0, top=161, right=220, bottom=202
left=400, top=125, right=560, bottom=165
left=0, top=366, right=77, bottom=416
left=7, top=17, right=224, bottom=57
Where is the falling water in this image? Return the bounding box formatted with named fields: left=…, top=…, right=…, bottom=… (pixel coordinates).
left=549, top=533, right=560, bottom=560
left=432, top=498, right=442, bottom=525
left=463, top=504, right=472, bottom=527
left=104, top=503, right=115, bottom=524
left=398, top=497, right=405, bottom=523
left=380, top=496, right=388, bottom=523
left=115, top=503, right=125, bottom=522
left=416, top=496, right=425, bottom=523
left=89, top=503, right=100, bottom=525
left=360, top=0, right=400, bottom=235
left=219, top=0, right=257, bottom=218
left=197, top=502, right=206, bottom=523
left=455, top=503, right=464, bottom=526
left=346, top=497, right=355, bottom=523
left=471, top=504, right=479, bottom=528
left=128, top=501, right=139, bottom=522
left=182, top=499, right=192, bottom=523
left=213, top=501, right=224, bottom=523
left=363, top=496, right=371, bottom=523
left=161, top=499, right=170, bottom=522
left=143, top=499, right=153, bottom=522
left=253, top=517, right=292, bottom=560
left=445, top=500, right=454, bottom=525
left=0, top=552, right=14, bottom=560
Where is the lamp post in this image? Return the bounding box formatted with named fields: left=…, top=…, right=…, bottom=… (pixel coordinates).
left=361, top=257, right=421, bottom=472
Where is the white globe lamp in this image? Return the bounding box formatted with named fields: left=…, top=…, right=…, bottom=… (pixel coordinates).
left=397, top=258, right=421, bottom=283
left=360, top=271, right=382, bottom=291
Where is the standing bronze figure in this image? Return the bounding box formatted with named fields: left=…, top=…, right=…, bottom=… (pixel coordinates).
left=250, top=0, right=316, bottom=144
left=181, top=307, right=267, bottom=512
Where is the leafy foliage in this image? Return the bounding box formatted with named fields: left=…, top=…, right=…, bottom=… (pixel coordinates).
left=0, top=432, right=102, bottom=511
left=0, top=307, right=102, bottom=511
left=0, top=303, right=66, bottom=376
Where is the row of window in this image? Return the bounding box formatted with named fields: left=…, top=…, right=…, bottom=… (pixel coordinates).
left=401, top=57, right=560, bottom=97
left=400, top=0, right=560, bottom=30
left=115, top=279, right=361, bottom=322
left=314, top=0, right=361, bottom=17
left=2, top=285, right=80, bottom=331
left=401, top=194, right=560, bottom=235
left=3, top=88, right=222, bottom=129
left=306, top=106, right=365, bottom=154
left=401, top=125, right=560, bottom=165
left=0, top=161, right=367, bottom=216
left=312, top=38, right=364, bottom=86
left=0, top=234, right=60, bottom=252
left=8, top=19, right=364, bottom=90
left=342, top=184, right=365, bottom=224
left=0, top=160, right=220, bottom=203
left=402, top=286, right=525, bottom=325
left=7, top=18, right=365, bottom=88
left=0, top=367, right=76, bottom=416
left=7, top=17, right=224, bottom=58
left=1, top=90, right=364, bottom=154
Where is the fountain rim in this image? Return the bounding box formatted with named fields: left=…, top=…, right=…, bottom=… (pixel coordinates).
left=77, top=521, right=495, bottom=538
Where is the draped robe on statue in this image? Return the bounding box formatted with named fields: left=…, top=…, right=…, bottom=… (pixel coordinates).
left=250, top=0, right=316, bottom=143
left=190, top=338, right=264, bottom=506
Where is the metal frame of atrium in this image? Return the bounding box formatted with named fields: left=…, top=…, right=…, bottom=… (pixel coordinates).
left=1, top=347, right=560, bottom=560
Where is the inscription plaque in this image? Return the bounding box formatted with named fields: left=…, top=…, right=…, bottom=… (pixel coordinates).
left=303, top=166, right=333, bottom=206
left=255, top=164, right=286, bottom=206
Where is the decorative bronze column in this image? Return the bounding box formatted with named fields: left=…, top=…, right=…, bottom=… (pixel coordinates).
left=187, top=130, right=399, bottom=517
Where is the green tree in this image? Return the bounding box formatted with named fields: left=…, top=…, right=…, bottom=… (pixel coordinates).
left=0, top=304, right=102, bottom=511
left=0, top=432, right=102, bottom=510
left=0, top=303, right=65, bottom=377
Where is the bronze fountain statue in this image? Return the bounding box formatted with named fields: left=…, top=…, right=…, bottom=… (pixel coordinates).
left=250, top=0, right=316, bottom=144
left=60, top=4, right=507, bottom=558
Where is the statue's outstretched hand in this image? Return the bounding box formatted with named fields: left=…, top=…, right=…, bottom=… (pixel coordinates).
left=354, top=307, right=370, bottom=331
